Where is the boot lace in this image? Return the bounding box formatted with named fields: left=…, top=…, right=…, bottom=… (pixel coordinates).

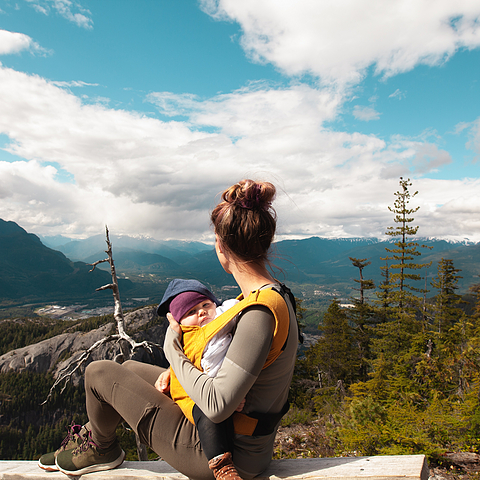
left=60, top=424, right=81, bottom=449
left=73, top=430, right=99, bottom=455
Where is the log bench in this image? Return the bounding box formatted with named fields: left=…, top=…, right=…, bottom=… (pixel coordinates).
left=0, top=455, right=429, bottom=479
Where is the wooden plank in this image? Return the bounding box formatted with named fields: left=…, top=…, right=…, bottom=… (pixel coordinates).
left=0, top=456, right=429, bottom=480
left=260, top=456, right=429, bottom=479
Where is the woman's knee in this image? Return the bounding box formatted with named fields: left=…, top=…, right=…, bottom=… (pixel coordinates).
left=85, top=360, right=120, bottom=386
left=122, top=359, right=138, bottom=370
left=122, top=359, right=165, bottom=385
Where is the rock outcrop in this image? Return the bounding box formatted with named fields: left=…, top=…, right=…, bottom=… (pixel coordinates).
left=0, top=306, right=169, bottom=383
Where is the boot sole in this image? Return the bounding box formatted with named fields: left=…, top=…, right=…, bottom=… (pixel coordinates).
left=56, top=450, right=125, bottom=476
left=37, top=460, right=58, bottom=472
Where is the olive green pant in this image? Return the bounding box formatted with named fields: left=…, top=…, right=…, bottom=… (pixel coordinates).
left=85, top=359, right=214, bottom=480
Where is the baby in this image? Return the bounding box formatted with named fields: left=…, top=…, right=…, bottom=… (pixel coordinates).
left=156, top=279, right=242, bottom=480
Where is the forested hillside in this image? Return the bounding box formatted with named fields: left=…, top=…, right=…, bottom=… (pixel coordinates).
left=291, top=179, right=480, bottom=463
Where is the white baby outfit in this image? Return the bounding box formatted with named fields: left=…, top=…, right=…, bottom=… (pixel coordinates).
left=201, top=298, right=239, bottom=377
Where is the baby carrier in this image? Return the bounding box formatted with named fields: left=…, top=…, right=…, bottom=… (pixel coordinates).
left=169, top=284, right=297, bottom=435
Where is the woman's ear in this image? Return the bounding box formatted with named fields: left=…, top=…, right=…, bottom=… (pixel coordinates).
left=215, top=234, right=224, bottom=254
left=215, top=234, right=232, bottom=274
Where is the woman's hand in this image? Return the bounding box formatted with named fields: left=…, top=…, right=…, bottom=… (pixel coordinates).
left=155, top=369, right=171, bottom=394
left=167, top=312, right=182, bottom=337
left=235, top=398, right=246, bottom=412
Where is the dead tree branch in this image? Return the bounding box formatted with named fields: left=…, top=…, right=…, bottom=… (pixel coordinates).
left=42, top=334, right=121, bottom=403
left=43, top=225, right=162, bottom=402
left=89, top=227, right=160, bottom=359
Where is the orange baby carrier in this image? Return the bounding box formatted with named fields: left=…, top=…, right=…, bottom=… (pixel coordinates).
left=169, top=285, right=292, bottom=434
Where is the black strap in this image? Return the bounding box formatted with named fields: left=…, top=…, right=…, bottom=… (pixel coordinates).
left=273, top=283, right=304, bottom=345
left=247, top=400, right=290, bottom=436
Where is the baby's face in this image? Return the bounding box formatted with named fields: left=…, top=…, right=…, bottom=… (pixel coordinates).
left=179, top=299, right=216, bottom=327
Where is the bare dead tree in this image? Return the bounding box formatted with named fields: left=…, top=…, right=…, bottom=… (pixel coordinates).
left=89, top=226, right=159, bottom=361
left=43, top=226, right=162, bottom=460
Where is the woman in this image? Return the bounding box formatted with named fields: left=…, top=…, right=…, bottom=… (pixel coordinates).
left=40, top=179, right=299, bottom=480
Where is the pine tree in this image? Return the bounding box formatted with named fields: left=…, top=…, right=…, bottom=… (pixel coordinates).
left=305, top=299, right=357, bottom=401
left=381, top=177, right=432, bottom=318
left=440, top=280, right=480, bottom=400
left=369, top=178, right=432, bottom=397
left=334, top=187, right=480, bottom=457
left=376, top=259, right=392, bottom=323
left=349, top=257, right=375, bottom=382
left=349, top=257, right=375, bottom=306
left=430, top=258, right=463, bottom=337
left=469, top=282, right=480, bottom=323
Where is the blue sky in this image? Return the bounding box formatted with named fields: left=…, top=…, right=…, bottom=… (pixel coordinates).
left=0, top=0, right=479, bottom=242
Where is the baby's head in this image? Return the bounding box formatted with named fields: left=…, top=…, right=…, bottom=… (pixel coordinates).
left=157, top=278, right=220, bottom=326
left=170, top=291, right=216, bottom=326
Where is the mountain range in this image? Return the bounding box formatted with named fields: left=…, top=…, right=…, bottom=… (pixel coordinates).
left=44, top=231, right=480, bottom=292
left=0, top=220, right=132, bottom=306
left=0, top=219, right=478, bottom=309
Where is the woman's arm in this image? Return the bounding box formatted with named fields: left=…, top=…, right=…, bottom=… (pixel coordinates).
left=164, top=305, right=274, bottom=423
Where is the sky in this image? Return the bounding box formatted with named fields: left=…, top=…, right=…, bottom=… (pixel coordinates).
left=0, top=0, right=480, bottom=244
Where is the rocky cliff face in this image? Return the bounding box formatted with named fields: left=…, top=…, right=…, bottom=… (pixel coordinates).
left=0, top=306, right=169, bottom=383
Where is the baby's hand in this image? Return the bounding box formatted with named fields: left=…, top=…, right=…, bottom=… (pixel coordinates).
left=235, top=398, right=246, bottom=412
left=155, top=369, right=171, bottom=394
left=167, top=312, right=182, bottom=336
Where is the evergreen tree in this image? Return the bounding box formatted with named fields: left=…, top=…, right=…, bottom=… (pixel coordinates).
left=469, top=282, right=480, bottom=322
left=367, top=178, right=432, bottom=399
left=349, top=257, right=375, bottom=306
left=430, top=258, right=463, bottom=337
left=381, top=177, right=432, bottom=318
left=376, top=259, right=392, bottom=323
left=303, top=299, right=357, bottom=413
left=440, top=281, right=480, bottom=400
left=295, top=296, right=307, bottom=332
left=348, top=257, right=375, bottom=382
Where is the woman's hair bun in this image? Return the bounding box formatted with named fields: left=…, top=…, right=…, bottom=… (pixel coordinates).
left=224, top=179, right=276, bottom=211
left=211, top=179, right=277, bottom=264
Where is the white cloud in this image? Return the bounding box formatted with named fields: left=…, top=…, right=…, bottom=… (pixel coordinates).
left=51, top=80, right=99, bottom=88
left=453, top=121, right=471, bottom=135
left=352, top=105, right=381, bottom=122
left=0, top=29, right=48, bottom=55
left=31, top=3, right=48, bottom=15
left=410, top=143, right=453, bottom=174
left=200, top=0, right=480, bottom=85
left=466, top=118, right=480, bottom=160
left=389, top=89, right=406, bottom=100
left=147, top=92, right=201, bottom=117
left=184, top=83, right=341, bottom=137
left=0, top=64, right=479, bottom=242
left=24, top=0, right=93, bottom=29
left=418, top=179, right=480, bottom=241
left=52, top=0, right=92, bottom=29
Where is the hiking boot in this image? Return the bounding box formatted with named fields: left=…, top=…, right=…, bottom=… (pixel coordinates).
left=208, top=452, right=242, bottom=480
left=55, top=429, right=125, bottom=476
left=38, top=424, right=84, bottom=471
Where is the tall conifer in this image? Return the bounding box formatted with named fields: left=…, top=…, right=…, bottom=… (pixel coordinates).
left=370, top=178, right=431, bottom=394
left=349, top=257, right=375, bottom=382
left=381, top=177, right=432, bottom=317
left=430, top=258, right=463, bottom=337
left=305, top=300, right=356, bottom=399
